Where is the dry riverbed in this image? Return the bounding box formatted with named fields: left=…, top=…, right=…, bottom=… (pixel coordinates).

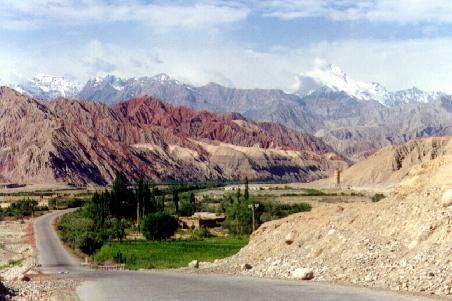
left=0, top=218, right=78, bottom=301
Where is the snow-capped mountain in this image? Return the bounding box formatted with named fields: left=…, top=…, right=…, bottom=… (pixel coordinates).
left=383, top=87, right=445, bottom=107
left=4, top=67, right=447, bottom=108
left=294, top=60, right=444, bottom=106
left=18, top=74, right=81, bottom=100
left=0, top=78, right=24, bottom=94
left=78, top=73, right=187, bottom=105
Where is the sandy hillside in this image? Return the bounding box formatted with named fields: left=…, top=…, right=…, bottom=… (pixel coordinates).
left=203, top=145, right=452, bottom=297
left=318, top=136, right=452, bottom=191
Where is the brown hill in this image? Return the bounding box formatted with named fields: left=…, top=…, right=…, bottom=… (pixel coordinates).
left=0, top=87, right=347, bottom=185
left=337, top=137, right=452, bottom=189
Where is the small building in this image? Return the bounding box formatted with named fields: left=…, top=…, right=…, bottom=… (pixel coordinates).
left=179, top=212, right=226, bottom=229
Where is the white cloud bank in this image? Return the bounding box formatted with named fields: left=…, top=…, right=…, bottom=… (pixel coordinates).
left=2, top=37, right=452, bottom=93
left=258, top=0, right=452, bottom=24
left=0, top=0, right=249, bottom=30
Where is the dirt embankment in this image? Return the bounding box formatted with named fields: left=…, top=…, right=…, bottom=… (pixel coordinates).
left=203, top=151, right=452, bottom=298
left=0, top=218, right=78, bottom=301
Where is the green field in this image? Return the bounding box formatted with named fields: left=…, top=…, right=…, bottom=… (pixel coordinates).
left=93, top=238, right=249, bottom=270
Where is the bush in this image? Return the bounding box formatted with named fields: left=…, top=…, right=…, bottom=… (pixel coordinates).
left=195, top=226, right=212, bottom=238
left=258, top=202, right=311, bottom=223
left=371, top=193, right=385, bottom=202
left=302, top=188, right=325, bottom=196
left=58, top=210, right=104, bottom=255
left=67, top=198, right=85, bottom=208
left=179, top=200, right=196, bottom=217
left=223, top=201, right=253, bottom=235
left=141, top=212, right=178, bottom=240
left=105, top=217, right=128, bottom=241
left=0, top=199, right=38, bottom=218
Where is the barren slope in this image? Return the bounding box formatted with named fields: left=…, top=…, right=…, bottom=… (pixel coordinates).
left=0, top=87, right=347, bottom=185
left=205, top=139, right=452, bottom=297
left=337, top=137, right=452, bottom=189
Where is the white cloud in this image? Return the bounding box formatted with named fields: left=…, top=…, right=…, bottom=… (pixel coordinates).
left=0, top=0, right=249, bottom=30
left=2, top=37, right=452, bottom=93
left=258, top=0, right=452, bottom=24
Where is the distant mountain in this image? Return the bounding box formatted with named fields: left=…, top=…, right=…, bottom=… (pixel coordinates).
left=293, top=61, right=445, bottom=106
left=78, top=74, right=192, bottom=106
left=5, top=68, right=452, bottom=161
left=0, top=87, right=346, bottom=185
left=18, top=74, right=81, bottom=100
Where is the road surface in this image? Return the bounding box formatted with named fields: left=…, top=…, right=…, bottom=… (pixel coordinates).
left=35, top=211, right=434, bottom=301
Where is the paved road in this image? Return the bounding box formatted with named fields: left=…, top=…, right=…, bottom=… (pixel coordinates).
left=35, top=211, right=433, bottom=301
left=34, top=209, right=85, bottom=274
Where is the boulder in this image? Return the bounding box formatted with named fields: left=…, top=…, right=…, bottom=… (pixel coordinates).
left=285, top=231, right=296, bottom=245
left=292, top=268, right=314, bottom=280
left=441, top=189, right=452, bottom=207
left=188, top=260, right=199, bottom=269
left=242, top=263, right=253, bottom=270
left=21, top=275, right=31, bottom=282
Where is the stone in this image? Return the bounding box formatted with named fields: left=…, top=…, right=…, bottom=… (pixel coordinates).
left=441, top=189, right=452, bottom=207
left=292, top=268, right=314, bottom=280
left=188, top=260, right=199, bottom=269
left=20, top=275, right=31, bottom=282
left=242, top=263, right=253, bottom=270
left=408, top=240, right=418, bottom=249
left=285, top=231, right=296, bottom=245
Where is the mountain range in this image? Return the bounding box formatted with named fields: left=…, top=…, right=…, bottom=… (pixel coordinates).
left=4, top=64, right=452, bottom=161
left=0, top=86, right=346, bottom=185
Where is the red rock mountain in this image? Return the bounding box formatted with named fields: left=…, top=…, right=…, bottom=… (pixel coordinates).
left=0, top=87, right=347, bottom=185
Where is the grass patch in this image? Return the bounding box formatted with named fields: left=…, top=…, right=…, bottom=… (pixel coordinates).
left=302, top=188, right=326, bottom=196
left=93, top=238, right=248, bottom=270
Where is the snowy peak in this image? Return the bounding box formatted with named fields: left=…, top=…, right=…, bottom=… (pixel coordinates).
left=295, top=60, right=389, bottom=104
left=385, top=87, right=445, bottom=106
left=294, top=60, right=444, bottom=106
left=88, top=75, right=126, bottom=91
left=151, top=73, right=171, bottom=82
left=19, top=74, right=81, bottom=100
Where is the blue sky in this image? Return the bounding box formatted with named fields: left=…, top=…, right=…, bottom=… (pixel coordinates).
left=2, top=0, right=452, bottom=92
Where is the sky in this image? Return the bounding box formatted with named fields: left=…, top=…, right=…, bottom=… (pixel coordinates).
left=1, top=0, right=452, bottom=92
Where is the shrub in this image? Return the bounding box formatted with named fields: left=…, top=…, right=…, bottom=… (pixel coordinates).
left=179, top=200, right=196, bottom=217
left=105, top=217, right=128, bottom=241
left=0, top=199, right=38, bottom=218
left=141, top=212, right=178, bottom=240
left=371, top=193, right=385, bottom=202
left=223, top=201, right=253, bottom=235
left=302, top=188, right=325, bottom=196
left=58, top=210, right=104, bottom=255
left=67, top=198, right=85, bottom=208
left=195, top=226, right=212, bottom=238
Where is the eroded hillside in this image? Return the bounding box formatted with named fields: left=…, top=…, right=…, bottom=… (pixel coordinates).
left=204, top=139, right=452, bottom=297
left=0, top=87, right=347, bottom=185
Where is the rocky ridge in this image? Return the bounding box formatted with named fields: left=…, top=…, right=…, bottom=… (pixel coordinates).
left=6, top=70, right=452, bottom=160
left=0, top=87, right=346, bottom=185
left=76, top=73, right=452, bottom=160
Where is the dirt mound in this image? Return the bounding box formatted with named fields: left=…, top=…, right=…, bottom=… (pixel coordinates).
left=335, top=137, right=452, bottom=190
left=205, top=151, right=452, bottom=297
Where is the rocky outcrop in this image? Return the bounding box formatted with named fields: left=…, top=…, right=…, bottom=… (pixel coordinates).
left=0, top=87, right=347, bottom=185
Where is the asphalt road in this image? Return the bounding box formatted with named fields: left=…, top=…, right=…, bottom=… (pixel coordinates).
left=35, top=211, right=434, bottom=301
